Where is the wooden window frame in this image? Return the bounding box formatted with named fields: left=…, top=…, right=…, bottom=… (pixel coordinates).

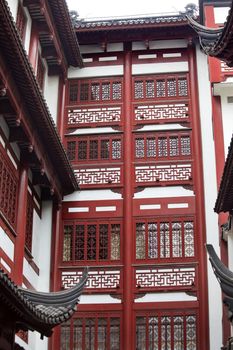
left=68, top=78, right=123, bottom=105
left=134, top=216, right=196, bottom=263
left=16, top=2, right=27, bottom=44
left=134, top=131, right=192, bottom=162
left=62, top=220, right=122, bottom=265
left=66, top=135, right=123, bottom=164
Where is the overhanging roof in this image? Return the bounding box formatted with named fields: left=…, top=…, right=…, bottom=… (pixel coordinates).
left=0, top=268, right=88, bottom=337
left=0, top=0, right=79, bottom=197
left=188, top=2, right=233, bottom=65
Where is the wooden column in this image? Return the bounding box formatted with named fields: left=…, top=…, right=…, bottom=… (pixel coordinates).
left=13, top=163, right=28, bottom=285
left=57, top=77, right=66, bottom=142
left=28, top=24, right=39, bottom=71
left=49, top=203, right=62, bottom=350
left=188, top=43, right=209, bottom=350
left=123, top=43, right=134, bottom=350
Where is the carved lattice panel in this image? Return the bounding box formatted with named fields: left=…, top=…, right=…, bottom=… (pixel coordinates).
left=135, top=164, right=192, bottom=184
left=0, top=148, right=18, bottom=229
left=134, top=103, right=189, bottom=122
left=221, top=61, right=233, bottom=75
left=74, top=167, right=121, bottom=187
left=135, top=266, right=196, bottom=289
left=67, top=106, right=121, bottom=126
left=61, top=269, right=121, bottom=290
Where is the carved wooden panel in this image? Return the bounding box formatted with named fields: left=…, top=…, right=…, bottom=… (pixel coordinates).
left=67, top=105, right=122, bottom=127
left=61, top=268, right=121, bottom=290
left=135, top=265, right=196, bottom=290
left=134, top=102, right=189, bottom=123
left=135, top=163, right=192, bottom=185
left=74, top=166, right=122, bottom=187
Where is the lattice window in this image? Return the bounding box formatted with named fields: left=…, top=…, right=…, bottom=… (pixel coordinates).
left=133, top=75, right=189, bottom=100
left=136, top=314, right=197, bottom=350
left=25, top=191, right=34, bottom=252
left=16, top=3, right=27, bottom=43
left=66, top=136, right=122, bottom=163
left=0, top=147, right=18, bottom=229
left=36, top=54, right=45, bottom=90
left=135, top=218, right=195, bottom=261
left=62, top=221, right=121, bottom=263
left=135, top=133, right=191, bottom=160
left=68, top=78, right=123, bottom=104
left=61, top=316, right=120, bottom=350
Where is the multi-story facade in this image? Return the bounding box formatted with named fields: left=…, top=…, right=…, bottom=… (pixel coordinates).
left=53, top=8, right=223, bottom=350
left=1, top=0, right=232, bottom=349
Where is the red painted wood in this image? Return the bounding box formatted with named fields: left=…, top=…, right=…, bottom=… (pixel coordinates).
left=13, top=164, right=28, bottom=285
left=188, top=44, right=209, bottom=350
left=28, top=24, right=39, bottom=71
left=122, top=43, right=134, bottom=350
left=57, top=77, right=66, bottom=142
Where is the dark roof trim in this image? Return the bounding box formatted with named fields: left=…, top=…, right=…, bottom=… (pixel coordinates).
left=0, top=0, right=79, bottom=195
left=215, top=133, right=233, bottom=213
left=74, top=13, right=190, bottom=31
left=187, top=3, right=233, bottom=65
left=48, top=0, right=83, bottom=67
left=206, top=244, right=233, bottom=322
left=0, top=268, right=88, bottom=337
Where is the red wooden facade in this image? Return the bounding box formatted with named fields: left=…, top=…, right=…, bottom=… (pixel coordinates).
left=52, top=24, right=210, bottom=347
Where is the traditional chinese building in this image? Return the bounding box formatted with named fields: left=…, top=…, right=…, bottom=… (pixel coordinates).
left=1, top=0, right=232, bottom=349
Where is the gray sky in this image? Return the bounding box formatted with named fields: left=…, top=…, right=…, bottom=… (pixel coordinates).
left=66, top=0, right=199, bottom=19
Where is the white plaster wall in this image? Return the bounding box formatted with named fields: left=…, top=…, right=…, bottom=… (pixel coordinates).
left=24, top=6, right=32, bottom=54
left=214, top=7, right=229, bottom=24
left=68, top=127, right=121, bottom=135
left=149, top=39, right=188, bottom=49
left=32, top=201, right=53, bottom=291
left=134, top=186, right=194, bottom=199
left=228, top=229, right=233, bottom=272
left=64, top=189, right=123, bottom=201
left=43, top=75, right=59, bottom=124
left=213, top=83, right=233, bottom=159
left=132, top=61, right=188, bottom=75
left=196, top=45, right=223, bottom=350
left=80, top=294, right=121, bottom=304
left=135, top=292, right=197, bottom=303
left=6, top=0, right=18, bottom=20
left=0, top=226, right=14, bottom=261
left=68, top=65, right=123, bottom=78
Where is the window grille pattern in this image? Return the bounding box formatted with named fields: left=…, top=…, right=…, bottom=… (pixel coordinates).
left=134, top=75, right=188, bottom=100
left=74, top=167, right=121, bottom=187
left=135, top=164, right=192, bottom=184
left=67, top=136, right=122, bottom=162
left=135, top=219, right=195, bottom=261
left=67, top=106, right=122, bottom=126
left=63, top=222, right=121, bottom=262
left=134, top=103, right=189, bottom=122
left=61, top=317, right=120, bottom=350
left=135, top=134, right=191, bottom=160
left=62, top=269, right=121, bottom=290
left=69, top=79, right=123, bottom=104
left=36, top=55, right=45, bottom=90
left=135, top=266, right=196, bottom=289
left=16, top=3, right=27, bottom=42
left=136, top=314, right=196, bottom=350
left=0, top=148, right=18, bottom=229
left=25, top=192, right=34, bottom=252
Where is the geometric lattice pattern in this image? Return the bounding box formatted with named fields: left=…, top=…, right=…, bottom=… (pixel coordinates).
left=135, top=266, right=195, bottom=289
left=61, top=317, right=120, bottom=350
left=74, top=167, right=121, bottom=186
left=135, top=163, right=192, bottom=183
left=67, top=106, right=121, bottom=126
left=136, top=314, right=197, bottom=350
left=221, top=60, right=233, bottom=75
left=61, top=269, right=121, bottom=289
left=0, top=148, right=18, bottom=229
left=134, top=103, right=189, bottom=122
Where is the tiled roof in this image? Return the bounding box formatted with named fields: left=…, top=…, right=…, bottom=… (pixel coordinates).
left=74, top=13, right=189, bottom=30
left=0, top=268, right=88, bottom=336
